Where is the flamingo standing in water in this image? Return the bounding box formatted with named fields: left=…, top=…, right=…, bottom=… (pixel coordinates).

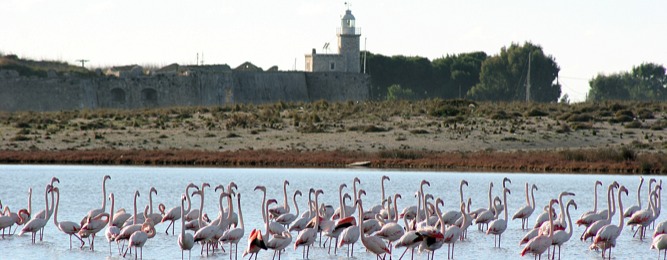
left=628, top=186, right=661, bottom=241
left=442, top=180, right=468, bottom=226
left=52, top=187, right=85, bottom=249
left=146, top=187, right=162, bottom=224
left=487, top=188, right=511, bottom=248
left=162, top=183, right=199, bottom=235
left=582, top=183, right=617, bottom=242
left=178, top=194, right=195, bottom=260
left=265, top=198, right=293, bottom=260
left=624, top=176, right=644, bottom=218
left=105, top=193, right=121, bottom=256
left=520, top=199, right=558, bottom=259
left=19, top=184, right=52, bottom=243
left=275, top=190, right=301, bottom=228
left=294, top=189, right=323, bottom=259
left=117, top=191, right=142, bottom=254
left=81, top=175, right=110, bottom=226
left=513, top=183, right=538, bottom=230
left=576, top=181, right=605, bottom=231
left=269, top=180, right=290, bottom=219
left=651, top=234, right=667, bottom=260
left=220, top=192, right=245, bottom=260
left=357, top=198, right=390, bottom=260
left=375, top=193, right=404, bottom=259
left=551, top=199, right=577, bottom=260
left=124, top=218, right=156, bottom=259
left=443, top=202, right=465, bottom=260
left=591, top=185, right=628, bottom=259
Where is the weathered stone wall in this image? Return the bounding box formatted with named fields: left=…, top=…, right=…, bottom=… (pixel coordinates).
left=0, top=69, right=369, bottom=112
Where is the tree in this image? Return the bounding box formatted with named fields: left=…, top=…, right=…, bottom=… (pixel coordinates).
left=587, top=73, right=634, bottom=101
left=587, top=63, right=666, bottom=101
left=386, top=84, right=414, bottom=100
left=468, top=42, right=561, bottom=102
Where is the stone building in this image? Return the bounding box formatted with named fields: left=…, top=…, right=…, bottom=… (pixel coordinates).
left=305, top=8, right=361, bottom=73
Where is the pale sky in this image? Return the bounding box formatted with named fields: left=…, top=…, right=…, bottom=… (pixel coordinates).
left=2, top=1, right=666, bottom=102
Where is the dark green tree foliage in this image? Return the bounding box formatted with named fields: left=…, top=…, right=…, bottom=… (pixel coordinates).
left=469, top=42, right=561, bottom=102
left=588, top=63, right=666, bottom=101
left=432, top=52, right=487, bottom=99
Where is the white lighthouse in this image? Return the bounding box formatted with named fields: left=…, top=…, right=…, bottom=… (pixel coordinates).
left=305, top=8, right=361, bottom=73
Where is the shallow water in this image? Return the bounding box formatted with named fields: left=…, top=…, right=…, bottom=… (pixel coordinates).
left=0, top=165, right=662, bottom=260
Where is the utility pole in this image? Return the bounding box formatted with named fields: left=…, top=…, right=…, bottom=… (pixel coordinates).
left=76, top=59, right=89, bottom=68
left=363, top=37, right=367, bottom=74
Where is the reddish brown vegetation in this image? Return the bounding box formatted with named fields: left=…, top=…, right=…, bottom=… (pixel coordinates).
left=0, top=148, right=663, bottom=174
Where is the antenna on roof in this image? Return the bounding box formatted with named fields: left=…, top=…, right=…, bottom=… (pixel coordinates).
left=345, top=2, right=351, bottom=10
left=323, top=42, right=330, bottom=53
left=76, top=59, right=89, bottom=68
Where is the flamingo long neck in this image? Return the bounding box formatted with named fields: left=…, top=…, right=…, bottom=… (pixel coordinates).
left=314, top=193, right=320, bottom=231
left=558, top=194, right=566, bottom=220
left=565, top=203, right=573, bottom=237
left=358, top=200, right=364, bottom=239
left=416, top=191, right=422, bottom=223
left=293, top=192, right=300, bottom=218
left=184, top=185, right=193, bottom=214
left=48, top=187, right=55, bottom=217
left=43, top=185, right=49, bottom=218
left=53, top=189, right=60, bottom=226
left=593, top=182, right=599, bottom=212
left=264, top=200, right=270, bottom=238
left=487, top=183, right=493, bottom=210
left=180, top=197, right=186, bottom=238
left=353, top=180, right=359, bottom=206
left=260, top=189, right=267, bottom=223
left=393, top=195, right=399, bottom=223
left=618, top=189, right=625, bottom=232
left=149, top=190, right=154, bottom=214
left=381, top=178, right=386, bottom=209
left=339, top=186, right=345, bottom=217
left=460, top=203, right=466, bottom=228
left=109, top=194, right=115, bottom=226
left=133, top=192, right=138, bottom=225
left=28, top=188, right=32, bottom=214
left=217, top=192, right=225, bottom=220
left=435, top=201, right=444, bottom=233
left=283, top=182, right=289, bottom=212
left=238, top=194, right=244, bottom=230
left=606, top=185, right=613, bottom=220
left=503, top=191, right=508, bottom=221
left=198, top=188, right=205, bottom=229
left=307, top=190, right=314, bottom=217
left=101, top=178, right=107, bottom=212
left=649, top=180, right=656, bottom=208
left=610, top=186, right=617, bottom=217
left=460, top=181, right=466, bottom=204
left=637, top=179, right=643, bottom=208
left=530, top=186, right=536, bottom=210
left=548, top=202, right=554, bottom=239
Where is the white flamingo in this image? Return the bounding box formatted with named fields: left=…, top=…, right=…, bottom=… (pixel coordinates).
left=80, top=175, right=110, bottom=226
left=19, top=184, right=51, bottom=243
left=52, top=187, right=85, bottom=249
left=162, top=183, right=199, bottom=235
left=220, top=191, right=245, bottom=260
left=624, top=176, right=644, bottom=218
left=275, top=190, right=301, bottom=228
left=269, top=180, right=290, bottom=219
left=294, top=189, right=323, bottom=259
left=117, top=191, right=142, bottom=254
left=443, top=202, right=465, bottom=260
left=178, top=193, right=195, bottom=260
left=551, top=199, right=577, bottom=260
left=358, top=198, right=390, bottom=259
left=590, top=185, right=628, bottom=259
left=513, top=183, right=538, bottom=230
left=487, top=188, right=511, bottom=247
left=582, top=183, right=617, bottom=241
left=520, top=199, right=558, bottom=259
left=442, top=180, right=468, bottom=226
left=146, top=187, right=162, bottom=224
left=651, top=234, right=667, bottom=260
left=628, top=186, right=661, bottom=241
left=105, top=193, right=121, bottom=256
left=375, top=194, right=404, bottom=259
left=192, top=183, right=219, bottom=256
left=123, top=217, right=156, bottom=260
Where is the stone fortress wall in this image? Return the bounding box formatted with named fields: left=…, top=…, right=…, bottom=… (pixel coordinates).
left=0, top=67, right=370, bottom=112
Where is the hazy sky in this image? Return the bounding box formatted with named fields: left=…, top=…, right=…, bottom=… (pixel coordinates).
left=2, top=1, right=666, bottom=102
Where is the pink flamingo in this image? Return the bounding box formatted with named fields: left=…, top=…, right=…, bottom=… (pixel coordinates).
left=442, top=180, right=468, bottom=226
left=19, top=184, right=52, bottom=243
left=487, top=188, right=511, bottom=247
left=520, top=199, right=558, bottom=259
left=443, top=202, right=465, bottom=260
left=591, top=185, right=628, bottom=259
left=275, top=190, right=301, bottom=228
left=294, top=189, right=323, bottom=259
left=651, top=234, right=667, bottom=260
left=624, top=176, right=644, bottom=218
left=178, top=193, right=195, bottom=260
left=117, top=191, right=142, bottom=253
left=358, top=198, right=390, bottom=260
left=576, top=181, right=605, bottom=230
left=628, top=186, right=661, bottom=240
left=162, top=183, right=199, bottom=235
left=146, top=187, right=162, bottom=224
left=80, top=175, right=109, bottom=226
left=105, top=193, right=121, bottom=256
left=513, top=183, right=538, bottom=230
left=582, top=183, right=617, bottom=241
left=375, top=193, right=404, bottom=259
left=220, top=192, right=245, bottom=260
left=550, top=199, right=577, bottom=260
left=52, top=187, right=85, bottom=249
left=268, top=180, right=290, bottom=219
left=123, top=217, right=156, bottom=259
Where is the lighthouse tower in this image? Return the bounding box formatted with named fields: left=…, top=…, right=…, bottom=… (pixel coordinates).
left=305, top=8, right=361, bottom=73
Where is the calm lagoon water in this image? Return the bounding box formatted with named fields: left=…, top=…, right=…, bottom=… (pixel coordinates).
left=0, top=165, right=662, bottom=259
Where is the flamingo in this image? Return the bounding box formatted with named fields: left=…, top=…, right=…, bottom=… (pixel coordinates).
left=294, top=189, right=323, bottom=259
left=269, top=180, right=290, bottom=219
left=265, top=199, right=292, bottom=260
left=161, top=183, right=198, bottom=235
left=80, top=175, right=110, bottom=226
left=220, top=191, right=245, bottom=260
left=551, top=199, right=577, bottom=260
left=624, top=176, right=644, bottom=218
left=338, top=214, right=361, bottom=258
left=52, top=187, right=85, bottom=249
left=275, top=190, right=301, bottom=228
left=11, top=188, right=32, bottom=235
left=582, top=183, right=617, bottom=241
left=493, top=177, right=511, bottom=216
left=370, top=175, right=391, bottom=215
left=245, top=198, right=276, bottom=260
left=19, top=184, right=52, bottom=243
left=193, top=183, right=220, bottom=256
left=146, top=187, right=162, bottom=224
left=520, top=199, right=558, bottom=259
left=105, top=193, right=121, bottom=256
left=117, top=191, right=142, bottom=253
left=0, top=204, right=19, bottom=238
left=651, top=234, right=667, bottom=260
left=513, top=183, right=538, bottom=230
left=289, top=188, right=315, bottom=233
left=628, top=186, right=661, bottom=241
left=540, top=191, right=575, bottom=234
left=33, top=176, right=59, bottom=220
left=123, top=217, right=156, bottom=259
left=324, top=184, right=355, bottom=255
left=454, top=197, right=473, bottom=240
left=442, top=180, right=468, bottom=226
left=474, top=182, right=496, bottom=231
left=358, top=198, right=390, bottom=260
left=177, top=193, right=195, bottom=260
left=443, top=202, right=465, bottom=260
left=255, top=185, right=287, bottom=236
left=591, top=185, right=628, bottom=259
left=112, top=208, right=131, bottom=228
left=487, top=188, right=511, bottom=247
left=375, top=194, right=404, bottom=259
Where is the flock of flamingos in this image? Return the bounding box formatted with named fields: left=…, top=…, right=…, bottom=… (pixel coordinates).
left=1, top=174, right=667, bottom=260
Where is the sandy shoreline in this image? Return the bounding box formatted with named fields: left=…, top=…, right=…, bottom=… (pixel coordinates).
left=1, top=101, right=666, bottom=174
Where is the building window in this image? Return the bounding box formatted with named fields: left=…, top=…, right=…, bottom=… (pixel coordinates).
left=330, top=62, right=335, bottom=71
